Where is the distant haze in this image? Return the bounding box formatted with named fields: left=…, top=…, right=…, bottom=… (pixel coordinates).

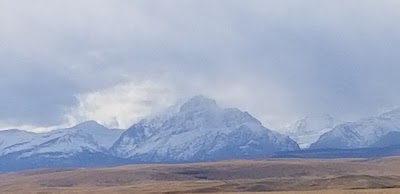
left=1, top=0, right=400, bottom=131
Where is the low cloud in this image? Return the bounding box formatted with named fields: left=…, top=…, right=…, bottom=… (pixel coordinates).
left=63, top=79, right=178, bottom=129
left=1, top=0, right=400, bottom=131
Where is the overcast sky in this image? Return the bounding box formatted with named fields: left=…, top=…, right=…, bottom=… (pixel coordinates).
left=1, top=0, right=400, bottom=132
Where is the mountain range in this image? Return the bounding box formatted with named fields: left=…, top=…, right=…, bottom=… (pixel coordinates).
left=3, top=95, right=400, bottom=172
left=0, top=95, right=299, bottom=172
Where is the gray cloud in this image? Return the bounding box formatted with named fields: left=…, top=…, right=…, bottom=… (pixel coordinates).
left=1, top=0, right=400, bottom=130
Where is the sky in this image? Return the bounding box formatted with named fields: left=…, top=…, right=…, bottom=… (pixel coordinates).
left=1, top=0, right=400, bottom=132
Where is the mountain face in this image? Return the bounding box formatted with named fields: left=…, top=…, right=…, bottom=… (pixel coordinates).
left=371, top=131, right=400, bottom=148
left=282, top=114, right=337, bottom=149
left=0, top=121, right=123, bottom=161
left=310, top=108, right=400, bottom=150
left=111, top=95, right=299, bottom=162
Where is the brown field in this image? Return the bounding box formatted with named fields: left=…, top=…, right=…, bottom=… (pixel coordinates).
left=2, top=157, right=400, bottom=194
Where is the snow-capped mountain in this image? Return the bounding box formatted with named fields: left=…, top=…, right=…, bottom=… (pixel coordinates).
left=66, top=120, right=123, bottom=149
left=0, top=121, right=123, bottom=158
left=310, top=108, right=400, bottom=149
left=18, top=130, right=104, bottom=159
left=111, top=95, right=299, bottom=162
left=282, top=114, right=337, bottom=149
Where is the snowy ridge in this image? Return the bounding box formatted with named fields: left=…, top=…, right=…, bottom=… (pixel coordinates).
left=0, top=121, right=123, bottom=158
left=0, top=129, right=40, bottom=156
left=311, top=108, right=400, bottom=149
left=18, top=130, right=103, bottom=159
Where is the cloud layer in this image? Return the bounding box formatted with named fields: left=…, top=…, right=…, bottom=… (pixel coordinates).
left=1, top=0, right=400, bottom=131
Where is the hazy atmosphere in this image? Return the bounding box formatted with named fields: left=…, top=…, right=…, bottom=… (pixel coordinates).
left=1, top=0, right=400, bottom=132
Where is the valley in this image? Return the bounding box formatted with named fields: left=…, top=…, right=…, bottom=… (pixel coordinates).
left=1, top=157, right=400, bottom=193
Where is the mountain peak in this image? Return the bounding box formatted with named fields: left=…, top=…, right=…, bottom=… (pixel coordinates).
left=72, top=120, right=105, bottom=130
left=180, top=95, right=219, bottom=112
